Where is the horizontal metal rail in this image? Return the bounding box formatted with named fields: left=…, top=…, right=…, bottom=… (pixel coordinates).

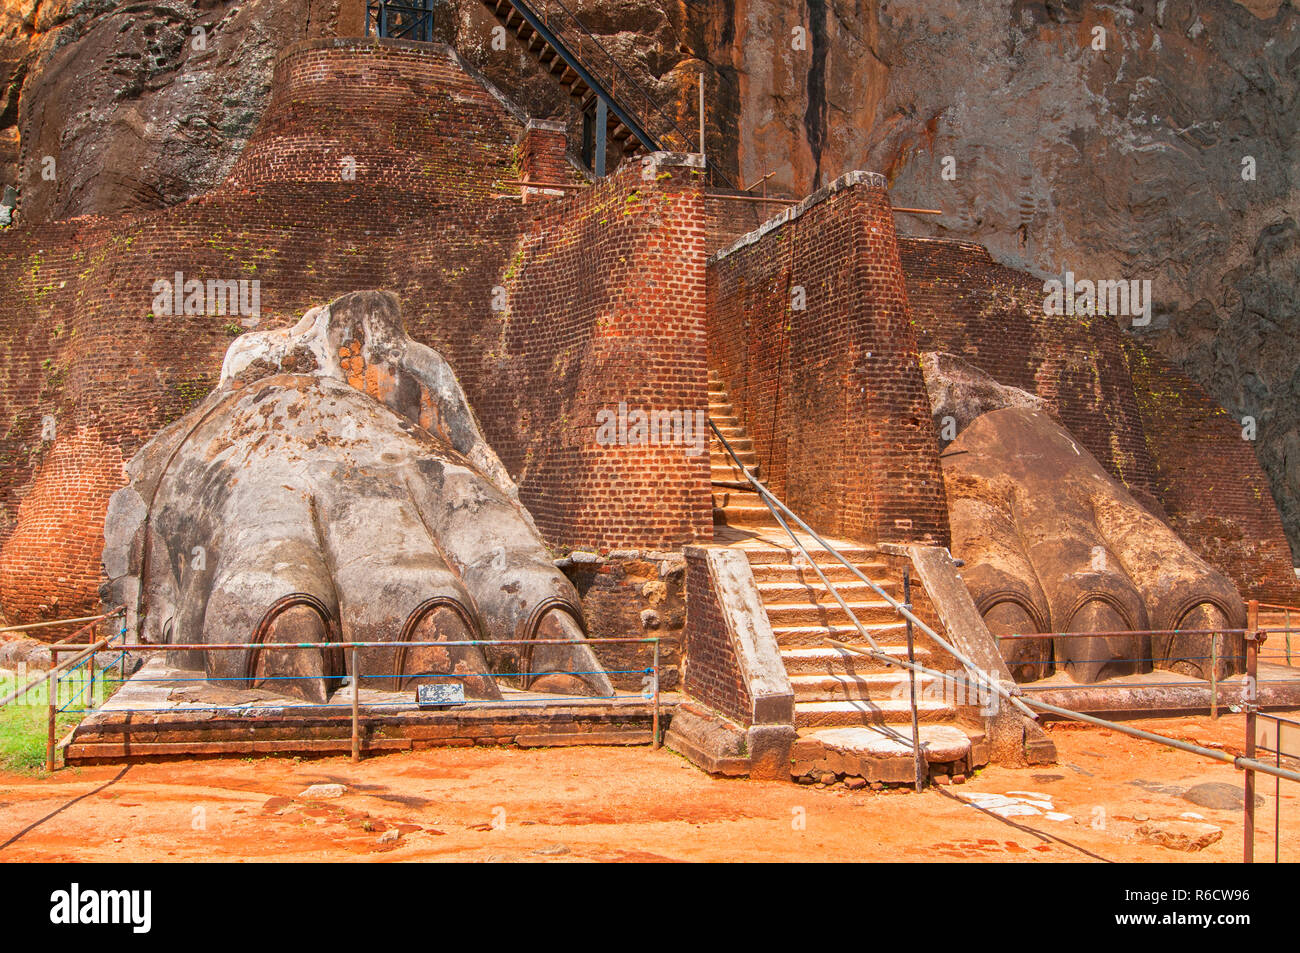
left=41, top=632, right=664, bottom=766
left=0, top=637, right=113, bottom=708
left=827, top=637, right=1300, bottom=786
left=89, top=637, right=657, bottom=651
left=0, top=609, right=122, bottom=635
left=996, top=627, right=1248, bottom=640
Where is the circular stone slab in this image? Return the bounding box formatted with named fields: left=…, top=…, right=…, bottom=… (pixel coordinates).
left=807, top=725, right=971, bottom=763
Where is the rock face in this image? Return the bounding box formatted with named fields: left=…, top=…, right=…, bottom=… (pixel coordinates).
left=2, top=0, right=1297, bottom=559
left=920, top=351, right=1046, bottom=449
left=2, top=0, right=340, bottom=222
left=942, top=406, right=1246, bottom=683
left=103, top=290, right=613, bottom=702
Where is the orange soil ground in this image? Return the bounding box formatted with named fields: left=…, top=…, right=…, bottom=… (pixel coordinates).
left=0, top=714, right=1293, bottom=862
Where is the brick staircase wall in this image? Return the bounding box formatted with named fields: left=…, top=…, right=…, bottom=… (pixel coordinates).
left=707, top=171, right=950, bottom=548
left=490, top=154, right=713, bottom=551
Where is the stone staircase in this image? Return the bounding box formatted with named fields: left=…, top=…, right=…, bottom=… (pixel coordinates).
left=708, top=371, right=982, bottom=782
left=475, top=0, right=659, bottom=159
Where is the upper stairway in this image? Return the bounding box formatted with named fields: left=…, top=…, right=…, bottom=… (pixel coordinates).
left=476, top=0, right=683, bottom=162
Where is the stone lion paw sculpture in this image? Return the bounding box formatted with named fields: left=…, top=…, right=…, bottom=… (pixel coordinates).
left=102, top=291, right=613, bottom=703
left=924, top=353, right=1245, bottom=684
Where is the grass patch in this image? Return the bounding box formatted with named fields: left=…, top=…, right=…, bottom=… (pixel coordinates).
left=0, top=665, right=127, bottom=774
left=0, top=703, right=79, bottom=775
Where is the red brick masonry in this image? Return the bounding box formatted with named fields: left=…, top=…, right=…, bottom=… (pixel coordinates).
left=708, top=173, right=951, bottom=548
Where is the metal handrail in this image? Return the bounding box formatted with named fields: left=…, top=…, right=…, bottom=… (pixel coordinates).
left=708, top=418, right=1036, bottom=720
left=506, top=0, right=737, bottom=189
left=0, top=608, right=125, bottom=709
left=366, top=0, right=435, bottom=43
left=531, top=0, right=695, bottom=149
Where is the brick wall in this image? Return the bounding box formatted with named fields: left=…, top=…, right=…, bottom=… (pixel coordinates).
left=482, top=155, right=714, bottom=552
left=560, top=550, right=685, bottom=691
left=0, top=40, right=526, bottom=623
left=707, top=172, right=950, bottom=547
left=1124, top=341, right=1300, bottom=603
left=899, top=237, right=1161, bottom=506
left=680, top=548, right=751, bottom=725
left=0, top=40, right=714, bottom=623
left=519, top=119, right=573, bottom=187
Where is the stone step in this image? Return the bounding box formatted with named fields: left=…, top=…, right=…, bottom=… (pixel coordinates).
left=749, top=561, right=889, bottom=583
left=727, top=543, right=878, bottom=566
left=711, top=456, right=757, bottom=472
left=790, top=724, right=974, bottom=782
left=710, top=413, right=738, bottom=428
left=789, top=671, right=935, bottom=702
left=712, top=503, right=779, bottom=527
left=755, top=579, right=898, bottom=603
left=794, top=698, right=956, bottom=728
left=765, top=600, right=904, bottom=628
left=771, top=621, right=911, bottom=646
left=781, top=645, right=932, bottom=675
left=712, top=452, right=759, bottom=468
left=713, top=435, right=752, bottom=452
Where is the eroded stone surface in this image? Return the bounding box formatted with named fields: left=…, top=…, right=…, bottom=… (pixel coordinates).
left=805, top=724, right=971, bottom=763
left=1137, top=819, right=1224, bottom=852
left=103, top=290, right=612, bottom=702
left=942, top=407, right=1246, bottom=683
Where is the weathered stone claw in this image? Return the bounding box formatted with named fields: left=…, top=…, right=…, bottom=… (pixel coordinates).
left=103, top=291, right=612, bottom=702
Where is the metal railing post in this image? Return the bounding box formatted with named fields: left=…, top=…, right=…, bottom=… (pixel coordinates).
left=46, top=646, right=58, bottom=773
left=904, top=569, right=923, bottom=793
left=652, top=638, right=661, bottom=750
left=1210, top=630, right=1218, bottom=719
left=351, top=646, right=361, bottom=764
left=1245, top=599, right=1260, bottom=863
left=1287, top=606, right=1293, bottom=665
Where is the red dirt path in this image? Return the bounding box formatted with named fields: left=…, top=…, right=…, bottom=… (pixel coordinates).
left=0, top=715, right=1293, bottom=862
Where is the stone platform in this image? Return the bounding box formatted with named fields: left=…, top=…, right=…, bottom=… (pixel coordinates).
left=1019, top=662, right=1300, bottom=719
left=64, top=658, right=677, bottom=764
